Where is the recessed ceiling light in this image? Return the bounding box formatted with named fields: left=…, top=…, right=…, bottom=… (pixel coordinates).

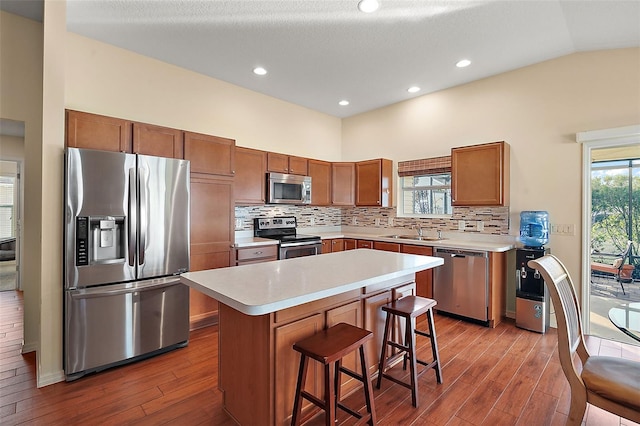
left=456, top=59, right=471, bottom=68
left=253, top=67, right=267, bottom=75
left=407, top=86, right=421, bottom=93
left=358, top=0, right=379, bottom=13
left=339, top=100, right=350, bottom=106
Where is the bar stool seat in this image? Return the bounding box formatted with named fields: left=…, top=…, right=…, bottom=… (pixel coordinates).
left=376, top=296, right=443, bottom=407
left=291, top=322, right=377, bottom=426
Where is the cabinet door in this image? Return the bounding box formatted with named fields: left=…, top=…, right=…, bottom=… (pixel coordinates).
left=326, top=300, right=363, bottom=395
left=331, top=238, right=345, bottom=252
left=363, top=290, right=393, bottom=375
left=275, top=314, right=323, bottom=426
left=373, top=241, right=401, bottom=252
left=267, top=152, right=289, bottom=173
left=308, top=159, right=331, bottom=206
left=66, top=110, right=131, bottom=152
left=331, top=163, right=355, bottom=206
left=189, top=176, right=234, bottom=329
left=344, top=239, right=357, bottom=250
left=357, top=239, right=373, bottom=249
left=132, top=122, right=183, bottom=158
left=235, top=147, right=266, bottom=204
left=401, top=245, right=434, bottom=298
left=288, top=156, right=308, bottom=176
left=321, top=239, right=332, bottom=254
left=451, top=141, right=509, bottom=206
left=356, top=159, right=393, bottom=207
left=184, top=131, right=235, bottom=177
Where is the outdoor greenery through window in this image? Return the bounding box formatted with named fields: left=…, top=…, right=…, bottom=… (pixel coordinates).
left=400, top=173, right=452, bottom=216
left=591, top=158, right=639, bottom=277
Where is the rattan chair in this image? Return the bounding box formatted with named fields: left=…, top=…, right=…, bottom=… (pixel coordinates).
left=528, top=255, right=640, bottom=425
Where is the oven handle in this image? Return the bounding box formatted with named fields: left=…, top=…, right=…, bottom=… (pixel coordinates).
left=279, top=241, right=322, bottom=249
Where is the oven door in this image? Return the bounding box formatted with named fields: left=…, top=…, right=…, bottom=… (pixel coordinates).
left=279, top=241, right=322, bottom=259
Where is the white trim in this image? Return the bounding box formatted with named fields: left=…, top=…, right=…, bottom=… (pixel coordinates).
left=577, top=124, right=640, bottom=335
left=37, top=370, right=65, bottom=388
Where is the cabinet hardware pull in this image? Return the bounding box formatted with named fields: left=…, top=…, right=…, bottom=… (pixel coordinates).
left=255, top=251, right=263, bottom=255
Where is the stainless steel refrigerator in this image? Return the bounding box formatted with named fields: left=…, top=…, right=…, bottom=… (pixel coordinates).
left=64, top=147, right=190, bottom=381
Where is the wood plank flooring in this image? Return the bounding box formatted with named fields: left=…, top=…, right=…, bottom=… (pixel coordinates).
left=1, top=289, right=639, bottom=426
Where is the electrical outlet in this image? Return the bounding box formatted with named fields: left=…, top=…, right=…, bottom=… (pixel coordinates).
left=235, top=218, right=243, bottom=229
left=352, top=217, right=357, bottom=225
left=388, top=217, right=394, bottom=226
left=310, top=217, right=315, bottom=226
left=477, top=220, right=484, bottom=231
left=458, top=220, right=465, bottom=231
left=375, top=218, right=380, bottom=226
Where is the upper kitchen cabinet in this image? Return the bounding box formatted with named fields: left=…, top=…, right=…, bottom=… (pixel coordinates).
left=355, top=159, right=393, bottom=207
left=65, top=109, right=132, bottom=153
left=184, top=131, right=235, bottom=177
left=451, top=141, right=510, bottom=206
left=235, top=147, right=267, bottom=204
left=267, top=152, right=308, bottom=175
left=132, top=122, right=183, bottom=159
left=331, top=162, right=355, bottom=206
left=308, top=159, right=331, bottom=206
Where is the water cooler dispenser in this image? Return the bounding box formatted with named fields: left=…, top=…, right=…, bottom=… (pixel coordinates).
left=516, top=211, right=550, bottom=333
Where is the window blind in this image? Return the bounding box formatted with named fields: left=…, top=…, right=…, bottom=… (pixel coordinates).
left=397, top=156, right=451, bottom=176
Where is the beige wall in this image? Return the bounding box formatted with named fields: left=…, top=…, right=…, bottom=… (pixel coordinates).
left=0, top=135, right=25, bottom=161
left=0, top=11, right=44, bottom=367
left=65, top=33, right=343, bottom=161
left=342, top=47, right=640, bottom=291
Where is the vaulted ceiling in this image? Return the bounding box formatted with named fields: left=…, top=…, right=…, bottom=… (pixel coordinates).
left=2, top=0, right=640, bottom=118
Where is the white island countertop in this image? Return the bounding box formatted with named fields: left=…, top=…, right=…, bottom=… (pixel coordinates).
left=180, top=249, right=442, bottom=316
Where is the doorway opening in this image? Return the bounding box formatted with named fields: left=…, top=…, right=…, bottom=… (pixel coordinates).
left=579, top=126, right=640, bottom=346
left=0, top=160, right=20, bottom=291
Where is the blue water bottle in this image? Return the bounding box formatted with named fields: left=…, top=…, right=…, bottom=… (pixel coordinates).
left=519, top=211, right=549, bottom=248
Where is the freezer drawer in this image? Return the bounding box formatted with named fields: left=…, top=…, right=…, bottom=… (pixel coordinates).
left=64, top=278, right=189, bottom=380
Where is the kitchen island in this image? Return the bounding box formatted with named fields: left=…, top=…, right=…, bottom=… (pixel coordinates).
left=180, top=249, right=442, bottom=426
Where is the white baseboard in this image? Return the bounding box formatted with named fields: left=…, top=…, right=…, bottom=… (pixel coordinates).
left=22, top=341, right=37, bottom=354
left=37, top=370, right=65, bottom=388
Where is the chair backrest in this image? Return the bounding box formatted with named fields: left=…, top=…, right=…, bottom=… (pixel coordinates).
left=619, top=240, right=634, bottom=270
left=528, top=255, right=589, bottom=388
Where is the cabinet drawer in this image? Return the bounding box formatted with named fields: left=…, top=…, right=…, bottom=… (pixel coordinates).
left=236, top=245, right=278, bottom=262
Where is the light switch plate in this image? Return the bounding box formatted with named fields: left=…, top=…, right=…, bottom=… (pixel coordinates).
left=458, top=220, right=465, bottom=231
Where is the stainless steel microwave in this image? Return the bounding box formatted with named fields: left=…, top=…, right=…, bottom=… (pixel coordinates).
left=267, top=172, right=311, bottom=204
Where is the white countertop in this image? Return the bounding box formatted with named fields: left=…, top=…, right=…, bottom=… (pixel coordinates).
left=180, top=249, right=443, bottom=316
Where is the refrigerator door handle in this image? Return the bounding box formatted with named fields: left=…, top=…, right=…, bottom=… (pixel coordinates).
left=138, top=166, right=147, bottom=265
left=128, top=167, right=137, bottom=267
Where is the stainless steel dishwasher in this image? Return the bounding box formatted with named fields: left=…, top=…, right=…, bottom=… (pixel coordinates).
left=433, top=248, right=489, bottom=323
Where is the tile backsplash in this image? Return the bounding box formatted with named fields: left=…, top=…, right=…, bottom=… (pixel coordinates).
left=235, top=205, right=509, bottom=235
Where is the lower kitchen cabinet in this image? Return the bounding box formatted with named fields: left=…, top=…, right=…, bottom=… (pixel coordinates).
left=321, top=238, right=345, bottom=254
left=401, top=244, right=434, bottom=298
left=373, top=241, right=401, bottom=252
left=362, top=290, right=393, bottom=375
left=357, top=239, right=373, bottom=249
left=274, top=313, right=323, bottom=426
left=344, top=239, right=357, bottom=250
left=236, top=245, right=278, bottom=266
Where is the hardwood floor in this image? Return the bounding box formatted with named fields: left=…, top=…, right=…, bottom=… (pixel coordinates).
left=1, top=289, right=639, bottom=425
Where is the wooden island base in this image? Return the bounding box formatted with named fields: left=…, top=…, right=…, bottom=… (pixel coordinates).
left=217, top=274, right=417, bottom=426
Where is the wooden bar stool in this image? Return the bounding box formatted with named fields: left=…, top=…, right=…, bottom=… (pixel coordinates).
left=291, top=322, right=377, bottom=426
left=376, top=296, right=443, bottom=407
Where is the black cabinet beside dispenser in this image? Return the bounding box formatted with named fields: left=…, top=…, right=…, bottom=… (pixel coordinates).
left=516, top=247, right=551, bottom=333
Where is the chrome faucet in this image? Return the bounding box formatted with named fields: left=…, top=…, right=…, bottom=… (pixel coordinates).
left=437, top=230, right=442, bottom=240
left=413, top=225, right=423, bottom=237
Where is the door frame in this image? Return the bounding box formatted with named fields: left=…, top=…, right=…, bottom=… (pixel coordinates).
left=577, top=124, right=640, bottom=334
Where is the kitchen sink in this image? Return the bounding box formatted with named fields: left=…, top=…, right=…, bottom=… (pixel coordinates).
left=381, top=235, right=445, bottom=241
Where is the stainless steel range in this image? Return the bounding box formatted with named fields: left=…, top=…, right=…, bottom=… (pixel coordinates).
left=254, top=217, right=322, bottom=259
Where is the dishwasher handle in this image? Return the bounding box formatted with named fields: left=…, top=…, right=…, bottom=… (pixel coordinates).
left=435, top=248, right=488, bottom=258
